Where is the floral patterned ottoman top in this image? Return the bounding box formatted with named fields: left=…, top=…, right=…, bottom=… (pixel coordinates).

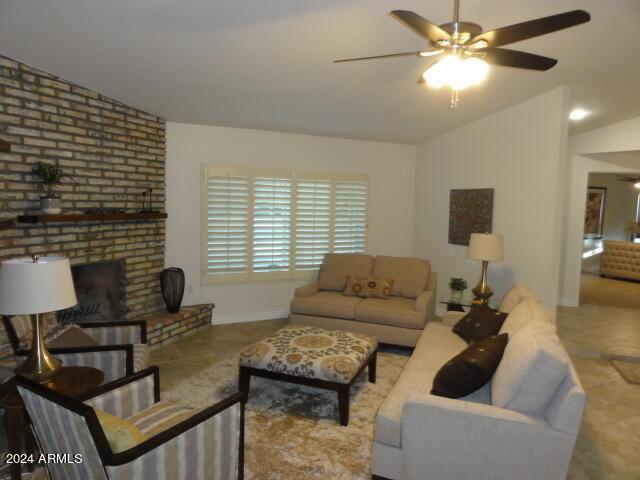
left=239, top=325, right=378, bottom=384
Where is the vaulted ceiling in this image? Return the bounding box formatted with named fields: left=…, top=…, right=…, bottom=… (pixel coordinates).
left=0, top=0, right=638, bottom=144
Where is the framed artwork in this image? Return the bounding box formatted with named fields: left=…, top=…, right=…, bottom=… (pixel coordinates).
left=584, top=186, right=606, bottom=239
left=448, top=188, right=494, bottom=246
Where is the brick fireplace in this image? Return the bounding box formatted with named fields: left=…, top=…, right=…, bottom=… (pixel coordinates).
left=0, top=54, right=212, bottom=358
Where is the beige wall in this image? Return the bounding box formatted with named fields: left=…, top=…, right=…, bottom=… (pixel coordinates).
left=412, top=87, right=570, bottom=315
left=165, top=122, right=416, bottom=323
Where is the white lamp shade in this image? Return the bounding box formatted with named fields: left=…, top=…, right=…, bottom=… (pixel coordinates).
left=467, top=233, right=504, bottom=262
left=0, top=256, right=78, bottom=315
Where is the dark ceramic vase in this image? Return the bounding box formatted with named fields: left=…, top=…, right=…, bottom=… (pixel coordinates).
left=160, top=267, right=185, bottom=314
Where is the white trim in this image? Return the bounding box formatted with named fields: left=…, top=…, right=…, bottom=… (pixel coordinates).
left=212, top=310, right=289, bottom=325
left=558, top=297, right=579, bottom=307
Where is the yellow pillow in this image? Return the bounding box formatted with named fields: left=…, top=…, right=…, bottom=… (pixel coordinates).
left=94, top=408, right=146, bottom=453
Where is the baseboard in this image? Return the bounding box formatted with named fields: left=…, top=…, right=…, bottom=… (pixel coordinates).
left=558, top=297, right=579, bottom=307
left=213, top=310, right=289, bottom=325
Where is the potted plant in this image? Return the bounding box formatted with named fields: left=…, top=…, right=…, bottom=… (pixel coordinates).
left=31, top=162, right=74, bottom=214
left=449, top=277, right=467, bottom=299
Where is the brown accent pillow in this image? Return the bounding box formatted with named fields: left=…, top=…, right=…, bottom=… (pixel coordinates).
left=432, top=334, right=508, bottom=398
left=343, top=276, right=394, bottom=299
left=19, top=323, right=98, bottom=350
left=453, top=307, right=508, bottom=344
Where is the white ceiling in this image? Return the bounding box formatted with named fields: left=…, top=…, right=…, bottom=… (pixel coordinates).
left=0, top=0, right=639, bottom=144
left=586, top=151, right=640, bottom=171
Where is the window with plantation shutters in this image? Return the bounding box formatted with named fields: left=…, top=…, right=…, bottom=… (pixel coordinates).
left=334, top=179, right=368, bottom=253
left=294, top=177, right=332, bottom=270
left=204, top=169, right=249, bottom=277
left=252, top=174, right=292, bottom=273
left=202, top=165, right=369, bottom=283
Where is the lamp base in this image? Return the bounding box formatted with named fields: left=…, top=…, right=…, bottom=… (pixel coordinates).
left=14, top=313, right=61, bottom=382
left=472, top=260, right=494, bottom=304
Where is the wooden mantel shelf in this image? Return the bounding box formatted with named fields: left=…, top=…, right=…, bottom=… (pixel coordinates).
left=16, top=212, right=167, bottom=225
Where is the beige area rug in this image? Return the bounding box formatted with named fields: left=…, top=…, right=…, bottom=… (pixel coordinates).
left=580, top=273, right=640, bottom=309
left=164, top=350, right=408, bottom=480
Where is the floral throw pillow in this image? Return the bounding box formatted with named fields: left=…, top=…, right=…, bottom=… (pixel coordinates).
left=344, top=276, right=395, bottom=299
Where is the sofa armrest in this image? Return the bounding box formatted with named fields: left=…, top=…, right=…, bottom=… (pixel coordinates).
left=415, top=290, right=435, bottom=321
left=401, top=393, right=576, bottom=480
left=441, top=310, right=466, bottom=327
left=294, top=281, right=319, bottom=298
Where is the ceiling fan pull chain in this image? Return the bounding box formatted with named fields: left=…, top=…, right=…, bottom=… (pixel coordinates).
left=449, top=88, right=459, bottom=109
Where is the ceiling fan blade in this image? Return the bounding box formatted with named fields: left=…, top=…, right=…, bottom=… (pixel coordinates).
left=334, top=51, right=423, bottom=63
left=477, top=48, right=557, bottom=71
left=469, top=10, right=590, bottom=48
left=390, top=10, right=451, bottom=44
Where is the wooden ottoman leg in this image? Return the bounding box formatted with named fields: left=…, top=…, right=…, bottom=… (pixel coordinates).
left=368, top=350, right=377, bottom=384
left=239, top=367, right=251, bottom=401
left=338, top=386, right=350, bottom=426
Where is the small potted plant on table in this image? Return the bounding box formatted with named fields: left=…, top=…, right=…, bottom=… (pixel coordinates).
left=31, top=162, right=74, bottom=214
left=449, top=277, right=468, bottom=300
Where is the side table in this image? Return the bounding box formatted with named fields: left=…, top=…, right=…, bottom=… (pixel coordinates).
left=0, top=366, right=104, bottom=480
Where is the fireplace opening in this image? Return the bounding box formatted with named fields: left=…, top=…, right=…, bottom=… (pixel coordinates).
left=58, top=260, right=125, bottom=323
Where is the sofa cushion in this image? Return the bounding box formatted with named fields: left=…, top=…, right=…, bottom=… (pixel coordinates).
left=432, top=333, right=508, bottom=398
left=371, top=256, right=431, bottom=299
left=492, top=321, right=569, bottom=416
left=94, top=408, right=146, bottom=453
left=452, top=308, right=507, bottom=344
left=499, top=284, right=539, bottom=313
left=344, top=276, right=394, bottom=299
left=291, top=291, right=363, bottom=319
left=375, top=323, right=491, bottom=448
left=499, top=299, right=553, bottom=337
left=317, top=253, right=374, bottom=291
left=355, top=297, right=426, bottom=329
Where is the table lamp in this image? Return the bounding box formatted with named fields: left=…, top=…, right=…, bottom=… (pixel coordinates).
left=467, top=233, right=504, bottom=303
left=0, top=255, right=77, bottom=381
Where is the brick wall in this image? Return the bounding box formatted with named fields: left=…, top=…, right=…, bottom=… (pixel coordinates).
left=0, top=54, right=166, bottom=322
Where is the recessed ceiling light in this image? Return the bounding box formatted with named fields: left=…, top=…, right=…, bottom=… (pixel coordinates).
left=569, top=108, right=589, bottom=121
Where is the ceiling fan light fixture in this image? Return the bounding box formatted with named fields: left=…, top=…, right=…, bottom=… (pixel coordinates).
left=423, top=55, right=489, bottom=90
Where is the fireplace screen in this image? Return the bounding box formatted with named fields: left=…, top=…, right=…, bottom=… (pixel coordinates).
left=58, top=260, right=124, bottom=323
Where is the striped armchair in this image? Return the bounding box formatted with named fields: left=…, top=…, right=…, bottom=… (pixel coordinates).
left=15, top=367, right=244, bottom=480
left=2, top=315, right=149, bottom=382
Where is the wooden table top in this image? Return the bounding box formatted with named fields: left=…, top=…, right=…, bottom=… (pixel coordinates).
left=0, top=366, right=104, bottom=410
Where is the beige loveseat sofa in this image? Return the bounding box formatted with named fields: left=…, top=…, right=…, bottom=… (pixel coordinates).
left=289, top=254, right=436, bottom=347
left=600, top=239, right=640, bottom=281
left=372, top=285, right=586, bottom=480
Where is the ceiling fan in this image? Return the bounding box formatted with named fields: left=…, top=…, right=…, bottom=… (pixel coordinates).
left=335, top=0, right=590, bottom=107
left=617, top=175, right=640, bottom=188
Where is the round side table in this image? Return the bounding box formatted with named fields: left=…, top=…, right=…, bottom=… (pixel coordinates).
left=0, top=366, right=104, bottom=480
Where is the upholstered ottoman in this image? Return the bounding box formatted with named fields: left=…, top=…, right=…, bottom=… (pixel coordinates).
left=239, top=325, right=378, bottom=426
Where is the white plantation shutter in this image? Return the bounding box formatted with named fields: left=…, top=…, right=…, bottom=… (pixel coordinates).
left=334, top=178, right=368, bottom=253
left=204, top=167, right=249, bottom=276
left=294, top=177, right=332, bottom=270
left=252, top=174, right=292, bottom=272
left=202, top=165, right=369, bottom=283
